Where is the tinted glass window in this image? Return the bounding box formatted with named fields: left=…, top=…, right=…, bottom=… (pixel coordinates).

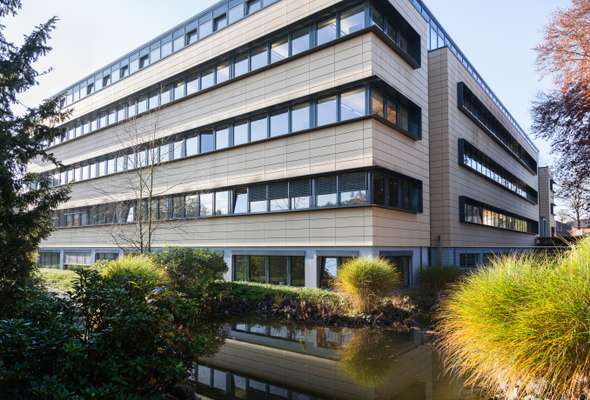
left=249, top=184, right=267, bottom=213
left=290, top=178, right=311, bottom=210
left=249, top=255, right=265, bottom=283
left=291, top=102, right=310, bottom=132
left=186, top=135, right=199, bottom=156
left=251, top=46, right=268, bottom=70
left=229, top=4, right=244, bottom=23
left=215, top=191, right=229, bottom=215
left=317, top=95, right=337, bottom=126
left=187, top=75, right=199, bottom=95
left=291, top=28, right=310, bottom=55
left=201, top=69, right=215, bottom=89
left=269, top=181, right=289, bottom=211
left=269, top=256, right=288, bottom=285
left=174, top=82, right=185, bottom=100
left=250, top=116, right=268, bottom=141
left=200, top=192, right=213, bottom=216
left=291, top=257, right=305, bottom=286
left=217, top=62, right=230, bottom=83
left=271, top=38, right=288, bottom=63
left=340, top=88, right=366, bottom=120
left=160, top=87, right=171, bottom=105
left=200, top=132, right=215, bottom=153
left=160, top=143, right=170, bottom=163
left=340, top=6, right=365, bottom=36
left=233, top=121, right=249, bottom=145
left=200, top=20, right=213, bottom=38
left=161, top=39, right=172, bottom=58
left=246, top=0, right=262, bottom=14
left=234, top=54, right=249, bottom=77
left=234, top=256, right=248, bottom=281
left=185, top=194, right=199, bottom=217
left=270, top=110, right=289, bottom=137
left=233, top=188, right=248, bottom=214
left=316, top=175, right=337, bottom=207
left=216, top=127, right=230, bottom=149
left=173, top=140, right=184, bottom=160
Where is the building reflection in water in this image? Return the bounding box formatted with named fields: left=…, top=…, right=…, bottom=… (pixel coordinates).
left=192, top=321, right=479, bottom=400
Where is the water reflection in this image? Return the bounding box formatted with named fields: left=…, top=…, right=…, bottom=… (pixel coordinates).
left=193, top=320, right=480, bottom=400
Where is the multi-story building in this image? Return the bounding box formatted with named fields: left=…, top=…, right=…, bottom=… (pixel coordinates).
left=538, top=166, right=556, bottom=237
left=31, top=0, right=541, bottom=285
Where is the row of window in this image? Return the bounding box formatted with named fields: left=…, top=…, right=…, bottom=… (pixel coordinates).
left=457, top=82, right=537, bottom=173
left=233, top=255, right=304, bottom=286
left=58, top=0, right=278, bottom=108
left=44, top=82, right=421, bottom=187
left=459, top=139, right=538, bottom=204
left=51, top=169, right=423, bottom=228
left=48, top=1, right=421, bottom=148
left=461, top=196, right=538, bottom=235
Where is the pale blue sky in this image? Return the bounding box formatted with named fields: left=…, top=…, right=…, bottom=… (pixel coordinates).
left=8, top=0, right=570, bottom=166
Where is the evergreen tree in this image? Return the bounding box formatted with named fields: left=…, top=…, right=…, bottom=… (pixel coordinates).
left=0, top=0, right=69, bottom=305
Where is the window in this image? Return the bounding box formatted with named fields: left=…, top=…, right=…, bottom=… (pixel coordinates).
left=161, top=37, right=172, bottom=58
left=158, top=198, right=170, bottom=220
left=291, top=102, right=310, bottom=132
left=269, top=256, right=288, bottom=285
left=339, top=172, right=367, bottom=205
left=340, top=6, right=365, bottom=36
left=213, top=14, right=227, bottom=31
left=460, top=254, right=480, bottom=269
left=215, top=191, right=229, bottom=215
left=199, top=18, right=213, bottom=38
left=233, top=188, right=248, bottom=214
left=119, top=64, right=129, bottom=79
left=461, top=197, right=537, bottom=234
left=174, top=81, right=185, bottom=100
left=148, top=92, right=159, bottom=110
left=173, top=139, right=184, bottom=160
left=216, top=62, right=230, bottom=83
left=229, top=4, right=244, bottom=23
left=250, top=116, right=268, bottom=141
left=291, top=28, right=310, bottom=55
left=234, top=256, right=248, bottom=281
left=186, top=135, right=199, bottom=156
left=98, top=160, right=107, bottom=177
left=127, top=153, right=135, bottom=170
left=317, top=95, right=337, bottom=126
left=216, top=127, right=230, bottom=149
left=173, top=29, right=184, bottom=52
left=82, top=164, right=90, bottom=180
left=249, top=256, right=266, bottom=282
left=107, top=158, right=116, bottom=175
left=160, top=86, right=171, bottom=105
left=233, top=121, right=249, bottom=145
left=269, top=181, right=289, bottom=211
left=234, top=53, right=249, bottom=77
left=160, top=143, right=170, bottom=163
left=185, top=194, right=199, bottom=217
left=271, top=37, right=288, bottom=63
left=317, top=17, right=337, bottom=46
left=116, top=155, right=126, bottom=172
left=90, top=163, right=97, bottom=179
left=316, top=176, right=337, bottom=207
left=137, top=97, right=148, bottom=114
left=107, top=109, right=117, bottom=125
left=139, top=54, right=149, bottom=69
left=290, top=178, right=311, bottom=209
left=129, top=54, right=139, bottom=74
left=270, top=110, right=289, bottom=137
left=340, top=88, right=366, bottom=120
left=250, top=46, right=268, bottom=70
left=150, top=43, right=161, bottom=63
left=319, top=256, right=352, bottom=289
left=246, top=0, right=262, bottom=14
left=291, top=257, right=305, bottom=286
left=249, top=184, right=267, bottom=213
left=117, top=105, right=126, bottom=122
left=201, top=69, right=215, bottom=89
left=187, top=75, right=199, bottom=95
left=127, top=100, right=137, bottom=118
left=200, top=192, right=214, bottom=216
left=371, top=88, right=385, bottom=117
left=200, top=131, right=215, bottom=153
left=186, top=27, right=198, bottom=45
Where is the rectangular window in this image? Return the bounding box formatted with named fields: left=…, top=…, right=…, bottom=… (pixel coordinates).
left=108, top=109, right=117, bottom=125
left=200, top=131, right=215, bottom=153
left=173, top=139, right=184, bottom=160
left=186, top=26, right=198, bottom=45
left=340, top=88, right=366, bottom=120
left=127, top=100, right=137, bottom=118
left=186, top=135, right=199, bottom=157
left=187, top=75, right=199, bottom=95
left=291, top=28, right=310, bottom=55
left=216, top=61, right=230, bottom=83
left=291, top=257, right=305, bottom=286
left=269, top=256, right=288, bottom=285
left=129, top=54, right=139, bottom=74
left=371, top=88, right=385, bottom=117
left=340, top=6, right=365, bottom=36
left=269, top=181, right=289, bottom=211
left=250, top=46, right=268, bottom=70
left=82, top=164, right=90, bottom=180
left=246, top=0, right=262, bottom=14
left=148, top=92, right=159, bottom=110
left=98, top=160, right=107, bottom=177
left=172, top=195, right=185, bottom=219
left=107, top=158, right=116, bottom=175
left=249, top=255, right=266, bottom=283
left=290, top=178, right=311, bottom=209
left=150, top=43, right=161, bottom=63
left=117, top=105, right=126, bottom=122
left=90, top=163, right=97, bottom=179
left=200, top=192, right=214, bottom=216
left=185, top=194, right=199, bottom=217
left=137, top=97, right=148, bottom=114
left=199, top=19, right=213, bottom=38
left=249, top=184, right=267, bottom=213
left=174, top=81, right=186, bottom=100
left=173, top=28, right=185, bottom=52
left=215, top=191, right=229, bottom=215
left=213, top=14, right=227, bottom=31
left=270, top=110, right=289, bottom=137
left=116, top=155, right=126, bottom=172
left=201, top=69, right=215, bottom=90
left=316, top=175, right=337, bottom=207
left=250, top=116, right=268, bottom=141
left=291, top=102, right=310, bottom=132
left=271, top=37, right=288, bottom=63
left=339, top=172, right=367, bottom=205
left=234, top=256, right=249, bottom=281
left=233, top=188, right=248, bottom=214
left=216, top=127, right=230, bottom=150
left=234, top=53, right=249, bottom=77
left=317, top=95, right=337, bottom=126
left=159, top=143, right=170, bottom=163
left=160, top=86, right=171, bottom=105
left=229, top=4, right=244, bottom=23
left=317, top=17, right=337, bottom=47
left=139, top=54, right=149, bottom=69
left=158, top=198, right=170, bottom=220
left=233, top=121, right=249, bottom=145
left=161, top=37, right=172, bottom=58
left=460, top=254, right=480, bottom=269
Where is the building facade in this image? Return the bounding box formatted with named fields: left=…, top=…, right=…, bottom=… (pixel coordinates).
left=32, top=0, right=541, bottom=285
left=538, top=166, right=556, bottom=237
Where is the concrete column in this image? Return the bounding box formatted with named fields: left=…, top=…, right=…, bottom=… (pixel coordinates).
left=223, top=249, right=233, bottom=282
left=304, top=250, right=318, bottom=288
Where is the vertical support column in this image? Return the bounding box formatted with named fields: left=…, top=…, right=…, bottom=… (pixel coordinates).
left=90, top=249, right=96, bottom=265
left=59, top=249, right=65, bottom=270
left=223, top=249, right=233, bottom=282
left=304, top=250, right=318, bottom=288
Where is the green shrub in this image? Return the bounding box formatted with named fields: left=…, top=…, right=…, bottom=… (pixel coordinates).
left=98, top=254, right=167, bottom=293
left=37, top=267, right=77, bottom=292
left=336, top=258, right=401, bottom=314
left=154, top=248, right=226, bottom=298
left=0, top=269, right=222, bottom=399
left=418, top=266, right=462, bottom=293
left=437, top=238, right=590, bottom=399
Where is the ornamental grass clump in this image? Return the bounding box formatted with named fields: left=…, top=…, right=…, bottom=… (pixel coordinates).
left=98, top=254, right=167, bottom=293
left=437, top=238, right=590, bottom=399
left=336, top=257, right=401, bottom=314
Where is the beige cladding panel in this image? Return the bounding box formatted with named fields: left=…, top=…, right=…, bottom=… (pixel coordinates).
left=64, top=0, right=343, bottom=121
left=34, top=34, right=375, bottom=173
left=428, top=47, right=538, bottom=248
left=40, top=207, right=427, bottom=249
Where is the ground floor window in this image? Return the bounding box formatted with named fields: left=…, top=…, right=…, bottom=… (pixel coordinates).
left=63, top=252, right=92, bottom=268
left=460, top=253, right=480, bottom=268
left=318, top=256, right=354, bottom=289
left=95, top=252, right=119, bottom=262
left=233, top=255, right=304, bottom=286
left=381, top=255, right=412, bottom=287
left=38, top=251, right=60, bottom=268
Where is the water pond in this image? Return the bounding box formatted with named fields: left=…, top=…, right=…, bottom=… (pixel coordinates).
left=193, top=320, right=482, bottom=400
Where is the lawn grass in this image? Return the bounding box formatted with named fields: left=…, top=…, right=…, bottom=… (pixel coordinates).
left=38, top=267, right=77, bottom=292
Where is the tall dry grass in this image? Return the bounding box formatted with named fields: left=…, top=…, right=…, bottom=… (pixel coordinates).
left=437, top=238, right=590, bottom=399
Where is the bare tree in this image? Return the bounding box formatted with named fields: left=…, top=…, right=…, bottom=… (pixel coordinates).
left=555, top=168, right=590, bottom=230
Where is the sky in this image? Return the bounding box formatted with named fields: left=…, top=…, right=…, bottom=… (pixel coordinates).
left=6, top=0, right=570, bottom=168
